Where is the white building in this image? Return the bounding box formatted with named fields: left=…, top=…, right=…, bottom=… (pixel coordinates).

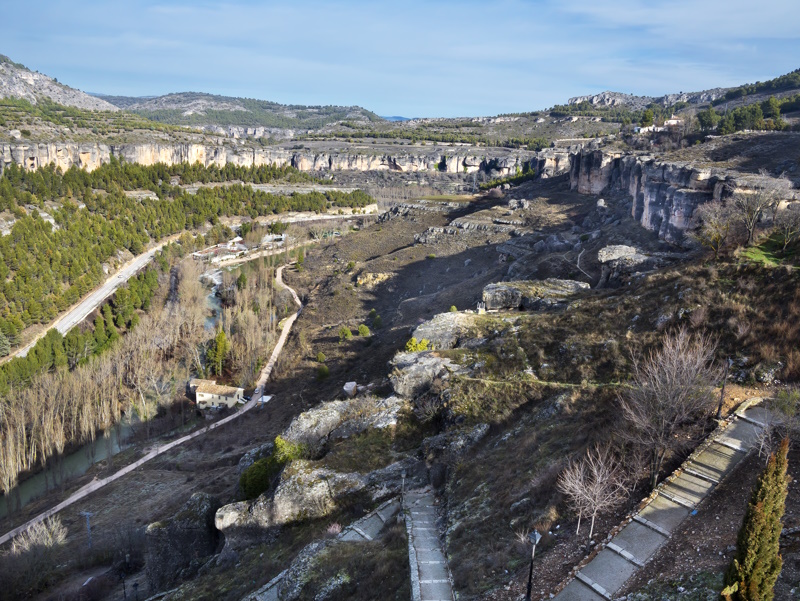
left=189, top=379, right=245, bottom=409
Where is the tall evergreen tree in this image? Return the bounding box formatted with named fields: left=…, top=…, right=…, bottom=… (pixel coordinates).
left=721, top=438, right=789, bottom=601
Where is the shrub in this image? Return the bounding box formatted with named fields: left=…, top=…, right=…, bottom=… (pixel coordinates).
left=722, top=439, right=789, bottom=601
left=316, top=351, right=327, bottom=363
left=449, top=305, right=458, bottom=312
left=339, top=326, right=353, bottom=342
left=358, top=324, right=371, bottom=337
left=239, top=436, right=308, bottom=499
left=369, top=308, right=377, bottom=319
left=405, top=337, right=430, bottom=352
left=373, top=315, right=383, bottom=329
left=346, top=261, right=355, bottom=272
left=317, top=364, right=330, bottom=379
left=426, top=254, right=436, bottom=260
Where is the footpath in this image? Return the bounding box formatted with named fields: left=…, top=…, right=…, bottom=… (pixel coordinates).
left=405, top=488, right=455, bottom=601
left=553, top=400, right=768, bottom=601
left=0, top=264, right=302, bottom=547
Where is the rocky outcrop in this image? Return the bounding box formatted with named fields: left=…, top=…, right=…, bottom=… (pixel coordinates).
left=569, top=148, right=730, bottom=241
left=215, top=458, right=424, bottom=551
left=0, top=142, right=534, bottom=177
left=282, top=395, right=407, bottom=449
left=389, top=351, right=467, bottom=398
left=145, top=493, right=221, bottom=592
left=411, top=312, right=476, bottom=350
left=482, top=279, right=589, bottom=310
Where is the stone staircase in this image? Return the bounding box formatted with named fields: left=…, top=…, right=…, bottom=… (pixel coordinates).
left=553, top=401, right=768, bottom=600
left=404, top=488, right=455, bottom=601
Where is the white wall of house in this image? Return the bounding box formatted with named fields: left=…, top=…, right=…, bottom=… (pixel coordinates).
left=196, top=388, right=244, bottom=409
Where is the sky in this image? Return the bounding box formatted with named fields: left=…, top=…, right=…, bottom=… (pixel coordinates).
left=1, top=0, right=799, bottom=118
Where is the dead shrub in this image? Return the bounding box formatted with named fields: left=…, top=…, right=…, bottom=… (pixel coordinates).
left=690, top=306, right=708, bottom=328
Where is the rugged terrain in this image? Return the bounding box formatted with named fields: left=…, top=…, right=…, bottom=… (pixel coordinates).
left=1, top=54, right=800, bottom=601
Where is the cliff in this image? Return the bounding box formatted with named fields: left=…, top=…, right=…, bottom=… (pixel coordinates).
left=0, top=142, right=536, bottom=177
left=568, top=147, right=798, bottom=241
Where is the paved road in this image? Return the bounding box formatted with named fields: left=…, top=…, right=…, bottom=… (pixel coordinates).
left=13, top=237, right=179, bottom=360
left=0, top=264, right=302, bottom=547
left=553, top=400, right=768, bottom=601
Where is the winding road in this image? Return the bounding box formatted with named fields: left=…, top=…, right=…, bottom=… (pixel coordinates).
left=0, top=263, right=302, bottom=547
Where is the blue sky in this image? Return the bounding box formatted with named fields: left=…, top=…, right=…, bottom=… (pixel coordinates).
left=2, top=0, right=799, bottom=117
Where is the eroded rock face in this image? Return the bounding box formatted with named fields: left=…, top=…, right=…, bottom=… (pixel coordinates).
left=411, top=312, right=475, bottom=351
left=282, top=396, right=407, bottom=449
left=145, top=493, right=221, bottom=592
left=215, top=458, right=424, bottom=551
left=482, top=279, right=589, bottom=310
left=390, top=351, right=466, bottom=398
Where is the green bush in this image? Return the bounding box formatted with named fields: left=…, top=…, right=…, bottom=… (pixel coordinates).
left=317, top=364, right=330, bottom=379
left=426, top=254, right=436, bottom=260
left=449, top=305, right=457, bottom=313
left=339, top=326, right=353, bottom=342
left=239, top=435, right=308, bottom=499
left=369, top=308, right=377, bottom=319
left=358, top=324, right=371, bottom=337
left=373, top=315, right=382, bottom=329
left=405, top=337, right=430, bottom=352
left=346, top=261, right=355, bottom=272
left=316, top=351, right=327, bottom=363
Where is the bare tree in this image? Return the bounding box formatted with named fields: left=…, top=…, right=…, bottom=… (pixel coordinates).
left=557, top=445, right=627, bottom=539
left=619, top=328, right=720, bottom=490
left=754, top=389, right=800, bottom=459
left=773, top=206, right=800, bottom=252
left=690, top=201, right=737, bottom=260
left=730, top=171, right=790, bottom=246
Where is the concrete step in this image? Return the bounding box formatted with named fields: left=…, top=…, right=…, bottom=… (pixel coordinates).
left=579, top=548, right=637, bottom=595
left=610, top=520, right=668, bottom=564
left=637, top=494, right=690, bottom=533
left=690, top=442, right=744, bottom=481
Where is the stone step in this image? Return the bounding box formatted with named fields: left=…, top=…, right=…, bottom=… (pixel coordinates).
left=611, top=519, right=668, bottom=564
left=637, top=494, right=690, bottom=533
left=579, top=548, right=636, bottom=596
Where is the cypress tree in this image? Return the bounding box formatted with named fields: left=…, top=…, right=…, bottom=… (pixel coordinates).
left=721, top=438, right=789, bottom=601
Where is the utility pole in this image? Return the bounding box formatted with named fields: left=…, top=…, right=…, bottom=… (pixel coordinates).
left=716, top=358, right=732, bottom=419
left=79, top=511, right=94, bottom=549
left=526, top=530, right=542, bottom=601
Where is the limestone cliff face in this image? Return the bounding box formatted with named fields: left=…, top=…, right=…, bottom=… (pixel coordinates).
left=569, top=148, right=735, bottom=241
left=0, top=142, right=536, bottom=177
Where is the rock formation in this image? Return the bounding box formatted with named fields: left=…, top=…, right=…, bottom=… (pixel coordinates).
left=482, top=279, right=590, bottom=310
left=0, top=142, right=535, bottom=177
left=145, top=493, right=222, bottom=592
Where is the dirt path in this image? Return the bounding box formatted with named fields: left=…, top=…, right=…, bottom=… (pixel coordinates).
left=0, top=264, right=302, bottom=547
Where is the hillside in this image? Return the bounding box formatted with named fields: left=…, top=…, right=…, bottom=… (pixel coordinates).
left=99, top=91, right=383, bottom=131
left=0, top=55, right=118, bottom=111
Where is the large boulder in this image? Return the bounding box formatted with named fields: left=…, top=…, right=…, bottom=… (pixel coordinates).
left=482, top=279, right=589, bottom=310
left=390, top=351, right=466, bottom=398
left=215, top=458, right=424, bottom=551
left=411, top=312, right=475, bottom=350
left=282, top=395, right=408, bottom=449
left=145, top=493, right=222, bottom=592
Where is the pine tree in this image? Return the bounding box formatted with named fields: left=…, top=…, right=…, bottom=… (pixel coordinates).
left=0, top=330, right=10, bottom=357
left=721, top=438, right=789, bottom=601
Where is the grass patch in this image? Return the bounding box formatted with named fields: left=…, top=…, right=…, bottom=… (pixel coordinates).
left=321, top=412, right=434, bottom=473
left=296, top=524, right=410, bottom=601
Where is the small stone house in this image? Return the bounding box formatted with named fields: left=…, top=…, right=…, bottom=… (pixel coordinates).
left=189, top=379, right=245, bottom=409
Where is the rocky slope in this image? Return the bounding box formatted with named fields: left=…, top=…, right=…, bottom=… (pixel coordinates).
left=0, top=55, right=118, bottom=111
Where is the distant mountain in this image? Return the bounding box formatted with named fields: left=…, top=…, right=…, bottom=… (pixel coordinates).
left=0, top=54, right=118, bottom=111
left=381, top=116, right=411, bottom=122
left=99, top=91, right=383, bottom=130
